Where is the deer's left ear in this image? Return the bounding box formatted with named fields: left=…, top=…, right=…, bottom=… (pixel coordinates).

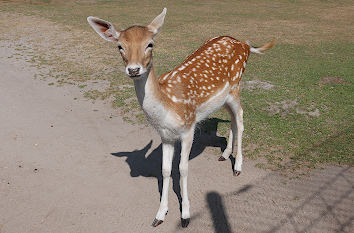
left=147, top=8, right=167, bottom=35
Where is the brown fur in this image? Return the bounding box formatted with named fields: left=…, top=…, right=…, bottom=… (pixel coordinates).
left=118, top=26, right=154, bottom=68
left=156, top=36, right=250, bottom=126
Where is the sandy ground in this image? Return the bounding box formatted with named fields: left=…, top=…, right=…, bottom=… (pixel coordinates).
left=0, top=44, right=353, bottom=233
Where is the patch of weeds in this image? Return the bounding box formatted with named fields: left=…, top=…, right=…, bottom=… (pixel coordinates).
left=255, top=163, right=267, bottom=170
left=123, top=115, right=136, bottom=125
left=135, top=112, right=147, bottom=124
left=84, top=90, right=109, bottom=100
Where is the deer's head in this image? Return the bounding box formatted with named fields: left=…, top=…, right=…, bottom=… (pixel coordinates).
left=87, top=8, right=166, bottom=79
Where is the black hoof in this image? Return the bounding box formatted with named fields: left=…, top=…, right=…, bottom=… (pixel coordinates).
left=233, top=170, right=241, bottom=176
left=218, top=156, right=226, bottom=161
left=181, top=218, right=190, bottom=228
left=151, top=218, right=163, bottom=227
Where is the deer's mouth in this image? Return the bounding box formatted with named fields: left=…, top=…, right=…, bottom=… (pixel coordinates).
left=127, top=73, right=143, bottom=80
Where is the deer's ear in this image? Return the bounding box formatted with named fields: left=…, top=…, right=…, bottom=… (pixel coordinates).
left=147, top=8, right=167, bottom=35
left=87, top=16, right=120, bottom=42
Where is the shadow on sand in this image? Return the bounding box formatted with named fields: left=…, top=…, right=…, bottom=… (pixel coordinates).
left=111, top=118, right=229, bottom=207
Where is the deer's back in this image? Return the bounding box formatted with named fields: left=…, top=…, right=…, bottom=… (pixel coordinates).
left=158, top=36, right=250, bottom=126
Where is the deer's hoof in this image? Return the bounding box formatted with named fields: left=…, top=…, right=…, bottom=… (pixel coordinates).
left=151, top=218, right=163, bottom=227
left=218, top=156, right=226, bottom=161
left=233, top=170, right=241, bottom=176
left=181, top=218, right=190, bottom=228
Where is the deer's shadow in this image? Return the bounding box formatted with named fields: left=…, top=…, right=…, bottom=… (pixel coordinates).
left=111, top=118, right=229, bottom=207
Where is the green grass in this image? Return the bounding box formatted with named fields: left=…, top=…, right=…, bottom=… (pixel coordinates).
left=0, top=0, right=353, bottom=171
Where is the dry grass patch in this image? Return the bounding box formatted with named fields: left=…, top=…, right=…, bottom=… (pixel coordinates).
left=319, top=76, right=347, bottom=87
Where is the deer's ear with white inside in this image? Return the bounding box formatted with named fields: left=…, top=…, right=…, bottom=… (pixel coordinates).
left=87, top=16, right=120, bottom=42
left=147, top=8, right=167, bottom=35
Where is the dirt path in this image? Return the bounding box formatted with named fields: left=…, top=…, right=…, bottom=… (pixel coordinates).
left=0, top=44, right=353, bottom=233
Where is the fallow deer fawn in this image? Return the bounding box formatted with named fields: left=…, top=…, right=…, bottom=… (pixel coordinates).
left=87, top=8, right=275, bottom=228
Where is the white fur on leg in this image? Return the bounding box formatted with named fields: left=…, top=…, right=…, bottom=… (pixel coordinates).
left=179, top=129, right=194, bottom=219
left=155, top=143, right=174, bottom=220
left=221, top=129, right=233, bottom=159
left=221, top=107, right=237, bottom=159
left=225, top=98, right=244, bottom=172
left=234, top=107, right=244, bottom=172
left=235, top=153, right=243, bottom=172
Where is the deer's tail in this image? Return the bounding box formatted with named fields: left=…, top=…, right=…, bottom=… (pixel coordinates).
left=247, top=39, right=276, bottom=54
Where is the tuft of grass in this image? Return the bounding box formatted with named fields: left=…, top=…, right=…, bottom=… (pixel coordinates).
left=255, top=163, right=267, bottom=170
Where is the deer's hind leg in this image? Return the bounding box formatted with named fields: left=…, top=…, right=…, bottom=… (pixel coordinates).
left=219, top=91, right=244, bottom=176
left=219, top=104, right=237, bottom=161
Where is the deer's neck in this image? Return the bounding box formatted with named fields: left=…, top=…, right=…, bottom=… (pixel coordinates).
left=133, top=66, right=163, bottom=113
left=133, top=66, right=183, bottom=142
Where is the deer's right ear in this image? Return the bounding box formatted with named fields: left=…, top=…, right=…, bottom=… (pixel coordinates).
left=87, top=16, right=120, bottom=42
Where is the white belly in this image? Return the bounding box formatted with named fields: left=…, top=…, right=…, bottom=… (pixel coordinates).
left=195, top=82, right=230, bottom=122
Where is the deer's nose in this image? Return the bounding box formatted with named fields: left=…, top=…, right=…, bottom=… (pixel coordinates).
left=128, top=67, right=140, bottom=76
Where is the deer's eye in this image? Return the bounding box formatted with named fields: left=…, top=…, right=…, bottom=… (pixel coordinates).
left=147, top=43, right=154, bottom=49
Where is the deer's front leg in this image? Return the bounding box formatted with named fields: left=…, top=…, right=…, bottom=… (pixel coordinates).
left=179, top=129, right=194, bottom=228
left=152, top=142, right=174, bottom=227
